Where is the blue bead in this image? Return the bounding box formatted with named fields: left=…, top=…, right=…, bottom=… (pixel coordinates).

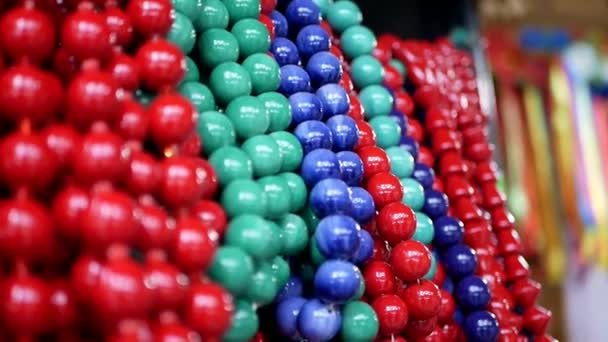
left=315, top=214, right=361, bottom=259
left=412, top=163, right=435, bottom=189
left=294, top=120, right=333, bottom=154
left=336, top=151, right=363, bottom=186
left=423, top=189, right=449, bottom=218
left=314, top=260, right=361, bottom=303
left=348, top=186, right=375, bottom=224
left=276, top=296, right=307, bottom=338
left=306, top=51, right=342, bottom=88
left=279, top=64, right=311, bottom=95
left=285, top=0, right=321, bottom=28
left=464, top=311, right=499, bottom=342
left=443, top=276, right=454, bottom=293
left=400, top=136, right=419, bottom=160
left=326, top=114, right=358, bottom=151
left=276, top=276, right=304, bottom=303
left=455, top=276, right=491, bottom=311
left=316, top=83, right=350, bottom=119
left=443, top=244, right=477, bottom=278
left=301, top=148, right=340, bottom=187
left=310, top=178, right=352, bottom=218
left=433, top=216, right=464, bottom=248
left=297, top=299, right=342, bottom=342
left=270, top=10, right=289, bottom=37
left=389, top=110, right=407, bottom=132
left=454, top=308, right=465, bottom=325
left=296, top=25, right=331, bottom=59
left=271, top=38, right=301, bottom=66
left=351, top=229, right=374, bottom=265
left=289, top=92, right=324, bottom=125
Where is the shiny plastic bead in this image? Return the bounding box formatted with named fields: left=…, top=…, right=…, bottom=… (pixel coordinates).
left=221, top=179, right=267, bottom=217
left=242, top=53, right=281, bottom=94
left=294, top=120, right=333, bottom=154
left=0, top=7, right=56, bottom=64
left=316, top=83, right=350, bottom=118
left=209, top=146, right=253, bottom=185
left=327, top=115, right=359, bottom=151
left=401, top=177, right=425, bottom=211
left=326, top=0, right=362, bottom=33
left=358, top=146, right=390, bottom=179
left=336, top=151, right=364, bottom=186
left=209, top=246, right=254, bottom=295
left=136, top=39, right=185, bottom=91
left=61, top=9, right=111, bottom=61
left=0, top=273, right=51, bottom=335
left=463, top=311, right=499, bottom=342
left=197, top=111, right=236, bottom=155
left=340, top=25, right=376, bottom=59
left=377, top=202, right=416, bottom=246
left=310, top=178, right=352, bottom=218
left=351, top=229, right=374, bottom=264
left=197, top=28, right=239, bottom=68
left=242, top=135, right=282, bottom=177
left=270, top=10, right=289, bottom=37
left=349, top=186, right=375, bottom=224
left=367, top=172, right=403, bottom=209
left=179, top=81, right=216, bottom=113
left=167, top=12, right=196, bottom=53
left=172, top=217, right=216, bottom=272
left=224, top=300, right=259, bottom=340
left=285, top=0, right=321, bottom=28
left=455, top=276, right=491, bottom=311
left=289, top=92, right=324, bottom=124
left=315, top=214, right=361, bottom=259
left=270, top=131, right=304, bottom=172
left=423, top=190, right=449, bottom=219
left=271, top=37, right=301, bottom=66
left=296, top=24, right=331, bottom=59
left=0, top=199, right=54, bottom=262
left=210, top=62, right=252, bottom=105
left=194, top=0, right=229, bottom=31
left=232, top=18, right=271, bottom=58
left=359, top=84, right=393, bottom=118
left=306, top=51, right=342, bottom=87
left=225, top=95, right=269, bottom=139
left=279, top=64, right=311, bottom=95
left=443, top=244, right=477, bottom=279
left=372, top=294, right=408, bottom=336
left=390, top=240, right=432, bottom=282
left=401, top=280, right=441, bottom=320
left=386, top=146, right=415, bottom=178
left=341, top=301, right=379, bottom=341
left=224, top=0, right=261, bottom=23
left=276, top=296, right=306, bottom=338
left=278, top=213, right=309, bottom=255
left=433, top=216, right=464, bottom=248
left=297, top=299, right=341, bottom=341
left=412, top=211, right=434, bottom=245
left=314, top=260, right=361, bottom=303
left=280, top=172, right=309, bottom=212
left=369, top=115, right=401, bottom=149
left=258, top=175, right=292, bottom=219
left=183, top=282, right=234, bottom=338
left=363, top=261, right=397, bottom=299
left=351, top=55, right=384, bottom=88
left=127, top=0, right=173, bottom=37
left=259, top=92, right=292, bottom=132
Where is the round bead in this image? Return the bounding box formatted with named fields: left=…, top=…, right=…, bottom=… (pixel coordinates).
left=371, top=294, right=408, bottom=335
left=271, top=37, right=301, bottom=66
left=390, top=59, right=407, bottom=76
left=61, top=9, right=112, bottom=61
left=301, top=148, right=340, bottom=186
left=125, top=151, right=160, bottom=195
left=278, top=213, right=309, bottom=255
left=197, top=111, right=236, bottom=155
left=104, top=7, right=134, bottom=48
left=357, top=146, right=390, bottom=179
left=242, top=53, right=281, bottom=94
left=455, top=276, right=491, bottom=311
left=294, top=120, right=333, bottom=154
left=136, top=39, right=185, bottom=91
left=0, top=7, right=56, bottom=64
left=209, top=146, right=253, bottom=185
left=314, top=260, right=361, bottom=303
left=316, top=83, right=350, bottom=118
left=191, top=200, right=228, bottom=237
left=386, top=146, right=415, bottom=179
left=285, top=0, right=321, bottom=28
left=363, top=261, right=397, bottom=299
left=400, top=280, right=441, bottom=320
left=351, top=229, right=374, bottom=265
left=464, top=311, right=499, bottom=342
left=224, top=0, right=261, bottom=23
left=369, top=116, right=401, bottom=149
left=173, top=0, right=202, bottom=21
left=351, top=55, right=384, bottom=88
left=423, top=190, right=449, bottom=219
left=184, top=57, right=200, bottom=82
left=259, top=92, right=292, bottom=132
left=433, top=216, right=464, bottom=248
left=231, top=18, right=271, bottom=58
left=127, top=0, right=173, bottom=37
left=221, top=180, right=267, bottom=217
left=341, top=301, right=379, bottom=340
left=315, top=214, right=361, bottom=259
left=241, top=135, right=282, bottom=177
left=367, top=172, right=403, bottom=209
left=280, top=172, right=308, bottom=212
left=279, top=65, right=311, bottom=95
left=390, top=240, right=431, bottom=282
left=197, top=28, right=239, bottom=68
left=377, top=202, right=416, bottom=246
left=107, top=54, right=141, bottom=92
left=337, top=151, right=364, bottom=186
left=148, top=93, right=195, bottom=146
left=72, top=131, right=126, bottom=185
left=327, top=115, right=359, bottom=151
left=340, top=25, right=376, bottom=59
left=65, top=69, right=119, bottom=127
left=389, top=110, right=407, bottom=132
left=276, top=276, right=304, bottom=302
left=310, top=178, right=352, bottom=218
left=359, top=85, right=393, bottom=118
left=0, top=273, right=51, bottom=335
left=225, top=214, right=280, bottom=259
left=258, top=176, right=292, bottom=219
left=412, top=212, right=434, bottom=245
left=276, top=296, right=306, bottom=338
left=443, top=244, right=477, bottom=279
left=412, top=163, right=435, bottom=189
left=224, top=300, right=259, bottom=341
left=270, top=131, right=303, bottom=172
left=179, top=81, right=216, bottom=113
left=400, top=135, right=420, bottom=160
left=297, top=299, right=342, bottom=341
left=167, top=12, right=196, bottom=53
left=401, top=178, right=425, bottom=211
left=183, top=282, right=234, bottom=337
left=349, top=186, right=375, bottom=224
left=209, top=246, right=254, bottom=295
left=0, top=199, right=53, bottom=262
left=289, top=92, right=324, bottom=124
left=172, top=217, right=216, bottom=272
left=194, top=0, right=229, bottom=31
left=210, top=62, right=252, bottom=105
left=296, top=24, right=331, bottom=59
left=306, top=51, right=342, bottom=87
left=247, top=262, right=279, bottom=304
left=270, top=10, right=288, bottom=37
left=225, top=95, right=269, bottom=138
left=326, top=1, right=362, bottom=32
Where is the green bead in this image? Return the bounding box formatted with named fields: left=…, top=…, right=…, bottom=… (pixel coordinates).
left=340, top=25, right=376, bottom=59
left=277, top=213, right=308, bottom=256
left=195, top=0, right=229, bottom=31
left=350, top=55, right=384, bottom=88
left=223, top=300, right=259, bottom=342
left=450, top=26, right=469, bottom=48
left=424, top=253, right=437, bottom=280
left=210, top=62, right=252, bottom=105
left=179, top=81, right=216, bottom=113
left=221, top=180, right=267, bottom=217
left=231, top=18, right=270, bottom=58
left=400, top=178, right=425, bottom=211
left=312, top=0, right=332, bottom=15
left=269, top=255, right=290, bottom=288
left=300, top=205, right=319, bottom=234
left=280, top=172, right=308, bottom=213
left=389, top=59, right=406, bottom=78
left=412, top=212, right=434, bottom=245
left=184, top=56, right=200, bottom=82
left=209, top=246, right=254, bottom=295
left=341, top=301, right=379, bottom=341
left=173, top=0, right=202, bottom=22
left=258, top=92, right=291, bottom=132
left=257, top=176, right=291, bottom=219
left=359, top=85, right=393, bottom=118
left=225, top=96, right=269, bottom=139
left=167, top=12, right=196, bottom=53
left=198, top=28, right=239, bottom=68
left=209, top=146, right=253, bottom=186
left=246, top=263, right=278, bottom=305
left=386, top=146, right=415, bottom=178
left=327, top=0, right=362, bottom=33
left=353, top=277, right=365, bottom=300
left=270, top=131, right=303, bottom=172
left=241, top=135, right=281, bottom=177
left=242, top=53, right=280, bottom=94
left=197, top=111, right=236, bottom=155
left=225, top=214, right=277, bottom=258
left=267, top=221, right=285, bottom=258
left=223, top=0, right=260, bottom=23
left=369, top=116, right=401, bottom=149
left=309, top=237, right=326, bottom=265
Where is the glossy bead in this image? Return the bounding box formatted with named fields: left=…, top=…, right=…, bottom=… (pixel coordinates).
left=171, top=216, right=216, bottom=272
left=433, top=216, right=464, bottom=248
left=412, top=212, right=434, bottom=245
left=369, top=115, right=401, bottom=149
left=209, top=146, right=253, bottom=186
left=306, top=51, right=342, bottom=87
left=401, top=280, right=441, bottom=320
left=351, top=229, right=374, bottom=264
left=0, top=199, right=53, bottom=262
left=271, top=37, right=301, bottom=66
left=367, top=172, right=403, bottom=209
left=372, top=294, right=408, bottom=336
left=297, top=299, right=342, bottom=341
left=363, top=261, right=397, bottom=299
left=221, top=180, right=267, bottom=217
left=327, top=114, right=359, bottom=151
left=310, top=178, right=352, bottom=218
left=314, top=260, right=361, bottom=303
left=315, top=214, right=361, bottom=259
left=300, top=148, right=340, bottom=186
left=136, top=39, right=185, bottom=91
left=179, top=82, right=216, bottom=115
left=258, top=92, right=291, bottom=133
left=246, top=264, right=278, bottom=305
left=241, top=135, right=281, bottom=177
left=349, top=186, right=375, bottom=224
left=355, top=120, right=377, bottom=150
left=390, top=240, right=432, bottom=282
left=340, top=25, right=376, bottom=59
left=258, top=176, right=291, bottom=219
left=326, top=0, right=362, bottom=32
left=316, top=83, right=350, bottom=118
left=336, top=151, right=364, bottom=186
left=404, top=316, right=438, bottom=340
left=386, top=146, right=415, bottom=179
left=160, top=155, right=213, bottom=206
left=224, top=0, right=261, bottom=23
left=183, top=282, right=234, bottom=337
left=270, top=10, right=289, bottom=37
left=127, top=0, right=173, bottom=36
left=351, top=55, right=384, bottom=88
left=66, top=69, right=121, bottom=128
left=510, top=278, right=541, bottom=308
left=276, top=213, right=308, bottom=256
left=196, top=111, right=235, bottom=155
left=400, top=135, right=420, bottom=161
left=0, top=273, right=51, bottom=335
left=411, top=163, right=435, bottom=190
left=377, top=202, right=416, bottom=245
left=61, top=9, right=111, bottom=61
left=225, top=95, right=269, bottom=138
left=279, top=64, right=311, bottom=95
left=276, top=276, right=304, bottom=303
left=144, top=257, right=186, bottom=311
left=125, top=151, right=161, bottom=195
left=289, top=92, right=323, bottom=124
left=72, top=130, right=126, bottom=185
left=423, top=190, right=449, bottom=219
left=285, top=0, right=321, bottom=28
left=197, top=28, right=239, bottom=68
left=167, top=12, right=196, bottom=53
left=194, top=0, right=228, bottom=31
left=463, top=311, right=499, bottom=342
left=455, top=276, right=491, bottom=311
left=0, top=7, right=56, bottom=64
left=232, top=18, right=271, bottom=58
left=341, top=301, right=379, bottom=340
left=52, top=185, right=89, bottom=241
left=401, top=177, right=425, bottom=211
left=209, top=246, right=254, bottom=295
left=358, top=146, right=390, bottom=179
left=296, top=24, right=331, bottom=59
left=276, top=296, right=306, bottom=338
left=522, top=305, right=552, bottom=335
left=294, top=120, right=333, bottom=154
left=359, top=84, right=393, bottom=118
left=280, top=172, right=308, bottom=212
left=268, top=131, right=302, bottom=172
left=443, top=244, right=477, bottom=279
left=243, top=53, right=281, bottom=94
left=210, top=62, right=252, bottom=105
left=226, top=215, right=280, bottom=260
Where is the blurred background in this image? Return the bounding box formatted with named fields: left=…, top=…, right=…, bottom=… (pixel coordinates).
left=356, top=0, right=608, bottom=341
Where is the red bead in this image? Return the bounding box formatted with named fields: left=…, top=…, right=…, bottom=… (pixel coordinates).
left=436, top=289, right=455, bottom=324
left=371, top=294, right=409, bottom=336
left=136, top=39, right=185, bottom=91
left=367, top=172, right=403, bottom=209
left=108, top=319, right=153, bottom=342
left=464, top=141, right=493, bottom=162
left=377, top=202, right=416, bottom=245
left=497, top=328, right=519, bottom=342
left=454, top=198, right=482, bottom=222
left=432, top=263, right=446, bottom=287
left=330, top=45, right=344, bottom=62
left=261, top=0, right=277, bottom=13
left=431, top=129, right=461, bottom=156
left=348, top=93, right=364, bottom=120
left=340, top=71, right=354, bottom=93
left=481, top=182, right=506, bottom=209
left=61, top=9, right=112, bottom=61
left=72, top=130, right=128, bottom=184
left=259, top=14, right=275, bottom=41
left=0, top=7, right=56, bottom=63
left=390, top=240, right=431, bottom=282
left=370, top=239, right=390, bottom=262
left=394, top=90, right=414, bottom=117
left=418, top=146, right=435, bottom=168
left=183, top=282, right=234, bottom=338
left=491, top=207, right=515, bottom=231
left=65, top=70, right=121, bottom=128
left=53, top=48, right=79, bottom=82
left=70, top=254, right=104, bottom=304
left=413, top=85, right=441, bottom=109
left=461, top=124, right=487, bottom=146
left=363, top=261, right=397, bottom=299
left=533, top=334, right=558, bottom=342
left=52, top=185, right=90, bottom=241
left=193, top=158, right=218, bottom=199
left=127, top=0, right=173, bottom=37
left=104, top=7, right=134, bottom=47
left=126, top=151, right=161, bottom=195
left=108, top=53, right=141, bottom=91
left=404, top=316, right=438, bottom=340
left=355, top=120, right=377, bottom=150
left=376, top=336, right=408, bottom=342
left=372, top=42, right=391, bottom=65
left=153, top=321, right=201, bottom=341
left=159, top=156, right=206, bottom=208
left=49, top=280, right=78, bottom=330
left=496, top=228, right=522, bottom=255
left=41, top=124, right=81, bottom=172
left=144, top=256, right=187, bottom=311
left=358, top=146, right=390, bottom=179
left=0, top=198, right=53, bottom=263
left=0, top=273, right=51, bottom=335
left=384, top=63, right=404, bottom=89
left=179, top=131, right=203, bottom=157
left=441, top=323, right=461, bottom=342
left=416, top=328, right=443, bottom=342
left=400, top=280, right=441, bottom=320
left=117, top=99, right=149, bottom=141
left=0, top=131, right=58, bottom=192
left=190, top=200, right=228, bottom=238
left=510, top=278, right=541, bottom=308
left=319, top=20, right=333, bottom=37
left=439, top=152, right=467, bottom=177
left=473, top=161, right=498, bottom=184
left=503, top=254, right=530, bottom=281
left=444, top=175, right=473, bottom=200
left=135, top=201, right=172, bottom=250
left=407, top=118, right=424, bottom=143
left=0, top=65, right=64, bottom=123
left=462, top=219, right=493, bottom=249
left=148, top=94, right=195, bottom=147
left=522, top=306, right=551, bottom=335
left=171, top=216, right=217, bottom=272
left=81, top=190, right=137, bottom=249
left=432, top=178, right=444, bottom=193
left=488, top=284, right=515, bottom=311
